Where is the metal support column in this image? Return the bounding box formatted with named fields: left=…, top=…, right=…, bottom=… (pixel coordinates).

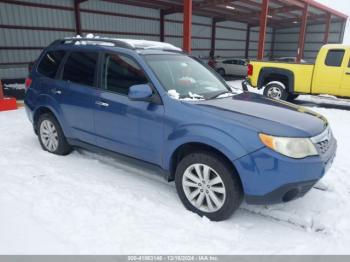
left=183, top=0, right=192, bottom=53
left=297, top=3, right=309, bottom=63
left=257, top=0, right=269, bottom=60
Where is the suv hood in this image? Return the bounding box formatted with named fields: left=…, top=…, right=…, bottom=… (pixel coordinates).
left=194, top=92, right=327, bottom=137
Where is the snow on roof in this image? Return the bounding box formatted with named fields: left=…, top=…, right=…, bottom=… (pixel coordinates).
left=63, top=34, right=182, bottom=51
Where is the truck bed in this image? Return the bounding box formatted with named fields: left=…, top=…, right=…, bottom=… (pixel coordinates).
left=248, top=61, right=315, bottom=94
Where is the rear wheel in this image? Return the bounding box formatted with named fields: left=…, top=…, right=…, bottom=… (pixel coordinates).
left=37, top=113, right=72, bottom=155
left=175, top=151, right=243, bottom=221
left=217, top=68, right=226, bottom=76
left=263, top=82, right=288, bottom=100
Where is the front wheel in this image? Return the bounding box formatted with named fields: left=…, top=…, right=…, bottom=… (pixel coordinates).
left=263, top=82, right=288, bottom=100
left=175, top=151, right=243, bottom=221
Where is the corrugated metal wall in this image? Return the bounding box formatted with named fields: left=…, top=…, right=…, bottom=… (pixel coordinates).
left=248, top=26, right=273, bottom=59
left=274, top=21, right=344, bottom=62
left=0, top=0, right=344, bottom=80
left=0, top=0, right=76, bottom=79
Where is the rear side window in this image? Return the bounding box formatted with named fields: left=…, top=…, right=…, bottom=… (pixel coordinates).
left=62, top=52, right=98, bottom=87
left=325, top=49, right=345, bottom=67
left=101, top=53, right=148, bottom=95
left=37, top=51, right=65, bottom=78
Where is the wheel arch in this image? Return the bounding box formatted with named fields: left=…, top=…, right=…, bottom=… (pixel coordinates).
left=33, top=105, right=70, bottom=137
left=258, top=67, right=295, bottom=92
left=167, top=142, right=243, bottom=192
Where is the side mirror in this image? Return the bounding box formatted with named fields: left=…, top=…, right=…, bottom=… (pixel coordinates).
left=128, top=84, right=153, bottom=102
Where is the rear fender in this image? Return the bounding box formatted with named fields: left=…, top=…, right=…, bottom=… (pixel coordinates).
left=33, top=94, right=72, bottom=138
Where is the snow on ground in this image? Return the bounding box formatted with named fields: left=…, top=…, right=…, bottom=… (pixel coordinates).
left=1, top=87, right=350, bottom=254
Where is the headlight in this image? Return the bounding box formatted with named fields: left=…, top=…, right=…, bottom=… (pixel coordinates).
left=259, top=133, right=318, bottom=159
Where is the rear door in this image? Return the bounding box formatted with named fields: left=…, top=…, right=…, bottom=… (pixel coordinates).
left=312, top=48, right=346, bottom=95
left=59, top=51, right=98, bottom=145
left=339, top=48, right=350, bottom=97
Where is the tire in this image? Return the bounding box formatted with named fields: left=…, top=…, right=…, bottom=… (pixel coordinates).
left=175, top=151, right=243, bottom=221
left=287, top=94, right=299, bottom=101
left=263, top=82, right=288, bottom=100
left=37, top=113, right=72, bottom=155
left=217, top=68, right=226, bottom=76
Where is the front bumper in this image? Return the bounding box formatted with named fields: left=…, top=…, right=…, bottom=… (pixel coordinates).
left=234, top=136, right=337, bottom=204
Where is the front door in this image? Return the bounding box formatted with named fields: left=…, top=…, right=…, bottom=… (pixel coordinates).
left=94, top=53, right=164, bottom=165
left=340, top=49, right=350, bottom=97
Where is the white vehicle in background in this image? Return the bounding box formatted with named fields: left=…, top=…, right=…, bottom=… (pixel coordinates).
left=213, top=58, right=248, bottom=77
left=275, top=57, right=308, bottom=63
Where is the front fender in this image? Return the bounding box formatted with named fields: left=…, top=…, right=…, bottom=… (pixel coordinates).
left=162, top=124, right=250, bottom=171
left=33, top=94, right=72, bottom=138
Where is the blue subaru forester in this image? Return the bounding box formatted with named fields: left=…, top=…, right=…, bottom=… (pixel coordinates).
left=24, top=37, right=337, bottom=221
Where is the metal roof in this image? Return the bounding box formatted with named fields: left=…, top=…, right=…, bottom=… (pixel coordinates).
left=104, top=0, right=348, bottom=28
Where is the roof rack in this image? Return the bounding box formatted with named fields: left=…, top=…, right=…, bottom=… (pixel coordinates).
left=51, top=37, right=134, bottom=49
left=49, top=37, right=182, bottom=52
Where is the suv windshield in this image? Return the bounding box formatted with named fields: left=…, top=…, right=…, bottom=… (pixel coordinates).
left=144, top=54, right=231, bottom=100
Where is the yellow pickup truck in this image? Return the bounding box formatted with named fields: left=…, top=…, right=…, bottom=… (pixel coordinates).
left=245, top=44, right=350, bottom=101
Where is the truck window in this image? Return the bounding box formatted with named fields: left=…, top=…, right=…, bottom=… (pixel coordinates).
left=325, top=49, right=345, bottom=67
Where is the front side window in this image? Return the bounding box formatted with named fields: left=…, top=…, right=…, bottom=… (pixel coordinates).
left=37, top=50, right=65, bottom=78
left=62, top=52, right=98, bottom=87
left=101, top=53, right=148, bottom=95
left=144, top=54, right=230, bottom=100
left=325, top=49, right=345, bottom=67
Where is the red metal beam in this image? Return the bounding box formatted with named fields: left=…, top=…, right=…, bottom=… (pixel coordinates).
left=74, top=0, right=82, bottom=35
left=297, top=2, right=309, bottom=63
left=258, top=0, right=269, bottom=60
left=183, top=0, right=192, bottom=53
left=160, top=10, right=165, bottom=42
left=210, top=18, right=217, bottom=57
left=245, top=26, right=251, bottom=59
left=323, top=12, right=331, bottom=44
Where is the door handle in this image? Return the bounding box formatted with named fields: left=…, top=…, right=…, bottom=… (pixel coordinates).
left=95, top=101, right=109, bottom=107
left=346, top=72, right=350, bottom=75
left=51, top=89, right=61, bottom=95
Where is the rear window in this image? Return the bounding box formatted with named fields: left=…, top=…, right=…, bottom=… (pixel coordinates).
left=37, top=51, right=65, bottom=78
left=62, top=52, right=98, bottom=87
left=325, top=49, right=345, bottom=67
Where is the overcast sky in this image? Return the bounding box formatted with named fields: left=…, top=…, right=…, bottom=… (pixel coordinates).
left=316, top=0, right=350, bottom=43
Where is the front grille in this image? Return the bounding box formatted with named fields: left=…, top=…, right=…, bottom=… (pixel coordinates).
left=311, top=127, right=333, bottom=156
left=316, top=139, right=331, bottom=155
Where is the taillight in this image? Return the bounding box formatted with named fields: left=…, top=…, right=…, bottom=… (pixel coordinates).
left=25, top=78, right=32, bottom=89
left=247, top=64, right=253, bottom=76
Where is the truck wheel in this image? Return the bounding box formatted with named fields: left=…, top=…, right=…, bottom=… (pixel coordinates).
left=217, top=68, right=226, bottom=76
left=263, top=82, right=288, bottom=100
left=287, top=94, right=299, bottom=101
left=175, top=151, right=243, bottom=221
left=37, top=113, right=72, bottom=155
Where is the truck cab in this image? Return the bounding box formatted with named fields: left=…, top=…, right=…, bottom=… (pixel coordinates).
left=246, top=44, right=350, bottom=101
